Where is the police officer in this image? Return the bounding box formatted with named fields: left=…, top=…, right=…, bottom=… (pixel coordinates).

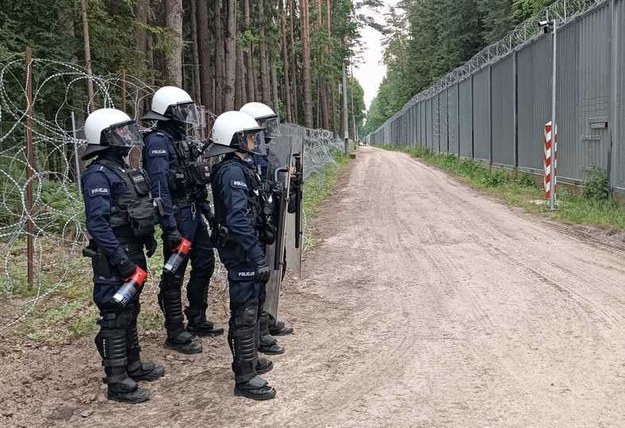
left=240, top=102, right=295, bottom=342
left=81, top=108, right=165, bottom=403
left=143, top=86, right=223, bottom=354
left=206, top=111, right=277, bottom=400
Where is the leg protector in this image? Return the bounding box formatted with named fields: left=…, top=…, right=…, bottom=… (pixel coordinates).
left=159, top=276, right=202, bottom=354
left=125, top=304, right=165, bottom=382
left=185, top=272, right=223, bottom=337
left=95, top=311, right=149, bottom=403
left=258, top=311, right=285, bottom=355
left=229, top=303, right=259, bottom=384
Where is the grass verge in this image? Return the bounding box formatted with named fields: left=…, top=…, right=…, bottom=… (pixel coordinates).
left=386, top=145, right=625, bottom=231
left=302, top=149, right=350, bottom=249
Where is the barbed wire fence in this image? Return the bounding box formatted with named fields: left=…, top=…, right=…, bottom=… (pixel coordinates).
left=0, top=54, right=345, bottom=331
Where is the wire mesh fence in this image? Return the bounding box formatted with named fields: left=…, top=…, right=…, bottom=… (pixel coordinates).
left=0, top=55, right=344, bottom=330
left=367, top=0, right=625, bottom=193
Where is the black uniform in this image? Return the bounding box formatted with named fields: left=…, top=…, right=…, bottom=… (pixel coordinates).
left=143, top=123, right=222, bottom=352
left=82, top=149, right=164, bottom=403
left=211, top=153, right=276, bottom=399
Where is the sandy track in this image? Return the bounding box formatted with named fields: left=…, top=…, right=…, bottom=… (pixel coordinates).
left=2, top=147, right=625, bottom=427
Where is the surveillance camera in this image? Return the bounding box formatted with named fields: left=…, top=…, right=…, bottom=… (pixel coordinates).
left=538, top=20, right=553, bottom=34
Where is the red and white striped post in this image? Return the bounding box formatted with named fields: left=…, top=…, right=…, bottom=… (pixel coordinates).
left=543, top=121, right=558, bottom=209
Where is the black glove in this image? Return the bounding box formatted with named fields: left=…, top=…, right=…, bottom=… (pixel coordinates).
left=117, top=257, right=137, bottom=279
left=254, top=258, right=271, bottom=284
left=163, top=228, right=182, bottom=250
left=145, top=236, right=158, bottom=258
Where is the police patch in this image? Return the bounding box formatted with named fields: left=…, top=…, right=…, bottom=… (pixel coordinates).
left=89, top=187, right=110, bottom=197
left=230, top=179, right=248, bottom=190
left=237, top=271, right=255, bottom=277
left=150, top=149, right=168, bottom=157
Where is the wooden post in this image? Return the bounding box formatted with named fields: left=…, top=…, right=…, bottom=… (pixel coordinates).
left=25, top=47, right=35, bottom=289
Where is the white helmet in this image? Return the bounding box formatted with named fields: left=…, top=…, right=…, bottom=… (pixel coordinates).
left=205, top=111, right=264, bottom=157
left=143, top=86, right=200, bottom=125
left=240, top=102, right=277, bottom=121
left=240, top=102, right=279, bottom=142
left=82, top=108, right=142, bottom=160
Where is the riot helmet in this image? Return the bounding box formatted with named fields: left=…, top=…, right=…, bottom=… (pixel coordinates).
left=82, top=108, right=143, bottom=160
left=240, top=102, right=279, bottom=144
left=205, top=111, right=265, bottom=158
left=143, top=86, right=202, bottom=127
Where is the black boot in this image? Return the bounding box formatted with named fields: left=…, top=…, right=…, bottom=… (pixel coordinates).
left=126, top=317, right=165, bottom=382
left=268, top=314, right=294, bottom=336
left=186, top=272, right=224, bottom=337
left=230, top=305, right=276, bottom=401
left=159, top=280, right=202, bottom=354
left=95, top=325, right=150, bottom=404
left=234, top=375, right=277, bottom=401
left=185, top=304, right=224, bottom=337
left=258, top=311, right=285, bottom=355
left=256, top=357, right=273, bottom=375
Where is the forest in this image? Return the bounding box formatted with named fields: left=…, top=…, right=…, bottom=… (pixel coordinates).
left=0, top=0, right=373, bottom=137
left=364, top=0, right=556, bottom=134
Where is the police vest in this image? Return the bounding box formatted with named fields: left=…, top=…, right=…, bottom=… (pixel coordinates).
left=211, top=158, right=276, bottom=246
left=95, top=159, right=157, bottom=238
left=168, top=137, right=211, bottom=203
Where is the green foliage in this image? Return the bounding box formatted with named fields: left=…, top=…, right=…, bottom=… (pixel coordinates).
left=365, top=0, right=557, bottom=135
left=302, top=149, right=350, bottom=248
left=583, top=166, right=611, bottom=203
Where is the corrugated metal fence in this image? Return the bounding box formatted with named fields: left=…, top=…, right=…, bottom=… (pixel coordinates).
left=367, top=1, right=625, bottom=192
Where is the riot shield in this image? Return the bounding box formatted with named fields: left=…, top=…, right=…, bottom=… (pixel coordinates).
left=263, top=125, right=294, bottom=318
left=284, top=125, right=305, bottom=278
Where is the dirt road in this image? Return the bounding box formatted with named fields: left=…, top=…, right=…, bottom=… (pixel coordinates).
left=3, top=147, right=625, bottom=427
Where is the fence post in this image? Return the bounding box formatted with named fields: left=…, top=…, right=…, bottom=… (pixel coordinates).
left=608, top=0, right=619, bottom=190
left=342, top=61, right=349, bottom=154
left=71, top=111, right=82, bottom=196
left=25, top=46, right=35, bottom=290
left=549, top=19, right=558, bottom=210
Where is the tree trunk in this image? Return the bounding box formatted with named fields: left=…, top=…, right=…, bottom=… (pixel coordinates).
left=190, top=0, right=202, bottom=103
left=215, top=0, right=225, bottom=112
left=164, top=0, right=183, bottom=87
left=135, top=0, right=150, bottom=75
left=271, top=55, right=279, bottom=113
left=258, top=0, right=271, bottom=104
left=289, top=0, right=299, bottom=124
left=197, top=0, right=214, bottom=111
left=300, top=0, right=313, bottom=128
left=280, top=0, right=292, bottom=121
left=223, top=0, right=237, bottom=110
left=244, top=0, right=255, bottom=101
left=234, top=20, right=247, bottom=110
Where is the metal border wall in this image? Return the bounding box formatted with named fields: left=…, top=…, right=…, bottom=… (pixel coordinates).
left=367, top=0, right=625, bottom=192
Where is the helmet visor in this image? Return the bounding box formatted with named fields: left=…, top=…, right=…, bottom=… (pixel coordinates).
left=246, top=130, right=267, bottom=156
left=259, top=116, right=279, bottom=143
left=102, top=120, right=143, bottom=148
left=171, top=102, right=202, bottom=126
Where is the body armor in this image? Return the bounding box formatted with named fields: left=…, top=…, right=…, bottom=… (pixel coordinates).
left=95, top=159, right=157, bottom=237
left=167, top=138, right=211, bottom=205
left=212, top=159, right=276, bottom=248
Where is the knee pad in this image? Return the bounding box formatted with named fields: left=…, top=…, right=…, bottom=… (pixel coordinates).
left=97, top=308, right=133, bottom=329
left=234, top=303, right=258, bottom=330
left=160, top=272, right=184, bottom=291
